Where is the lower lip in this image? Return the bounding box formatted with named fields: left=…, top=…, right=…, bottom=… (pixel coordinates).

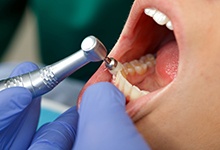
left=126, top=87, right=162, bottom=121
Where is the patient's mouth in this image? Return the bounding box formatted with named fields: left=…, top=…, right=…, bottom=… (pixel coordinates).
left=108, top=40, right=178, bottom=102
left=78, top=1, right=181, bottom=120
left=102, top=5, right=179, bottom=104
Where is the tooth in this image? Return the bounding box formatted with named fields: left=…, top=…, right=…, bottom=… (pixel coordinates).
left=153, top=11, right=169, bottom=25
left=146, top=61, right=154, bottom=68
left=140, top=90, right=149, bottom=96
left=144, top=8, right=157, bottom=17
left=130, top=60, right=145, bottom=75
left=166, top=20, right=173, bottom=30
left=135, top=66, right=144, bottom=75
left=139, top=56, right=147, bottom=63
left=124, top=62, right=135, bottom=75
left=123, top=78, right=132, bottom=97
left=144, top=8, right=173, bottom=30
left=130, top=86, right=141, bottom=101
left=146, top=54, right=155, bottom=61
left=130, top=60, right=139, bottom=66
left=116, top=71, right=125, bottom=91
left=141, top=63, right=148, bottom=71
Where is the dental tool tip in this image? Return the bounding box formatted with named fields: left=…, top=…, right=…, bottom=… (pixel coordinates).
left=104, top=57, right=118, bottom=70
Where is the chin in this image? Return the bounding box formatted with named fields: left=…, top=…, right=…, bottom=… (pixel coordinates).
left=78, top=0, right=220, bottom=149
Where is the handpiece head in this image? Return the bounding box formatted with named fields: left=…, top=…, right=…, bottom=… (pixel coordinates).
left=81, top=36, right=107, bottom=62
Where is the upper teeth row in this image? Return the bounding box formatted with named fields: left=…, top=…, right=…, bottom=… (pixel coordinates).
left=144, top=8, right=173, bottom=30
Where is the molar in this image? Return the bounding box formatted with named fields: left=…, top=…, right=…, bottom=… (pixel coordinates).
left=124, top=63, right=136, bottom=75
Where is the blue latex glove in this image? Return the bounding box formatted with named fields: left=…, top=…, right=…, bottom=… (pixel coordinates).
left=29, top=106, right=78, bottom=149
left=74, top=82, right=150, bottom=150
left=0, top=62, right=41, bottom=149
left=29, top=82, right=150, bottom=150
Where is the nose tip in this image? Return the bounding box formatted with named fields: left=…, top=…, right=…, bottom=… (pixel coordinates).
left=81, top=35, right=107, bottom=62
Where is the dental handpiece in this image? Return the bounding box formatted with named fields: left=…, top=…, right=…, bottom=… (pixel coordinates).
left=0, top=35, right=107, bottom=98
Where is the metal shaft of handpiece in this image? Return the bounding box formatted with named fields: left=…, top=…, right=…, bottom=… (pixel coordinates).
left=0, top=35, right=107, bottom=98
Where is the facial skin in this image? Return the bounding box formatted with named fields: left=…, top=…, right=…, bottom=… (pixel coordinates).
left=79, top=0, right=220, bottom=149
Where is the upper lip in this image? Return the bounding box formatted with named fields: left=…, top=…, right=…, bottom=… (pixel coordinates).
left=78, top=0, right=183, bottom=120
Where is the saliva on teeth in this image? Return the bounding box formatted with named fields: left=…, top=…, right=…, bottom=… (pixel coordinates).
left=105, top=54, right=156, bottom=101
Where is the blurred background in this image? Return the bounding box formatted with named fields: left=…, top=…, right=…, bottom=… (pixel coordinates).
left=0, top=0, right=133, bottom=125
left=2, top=8, right=39, bottom=63
left=1, top=9, right=68, bottom=126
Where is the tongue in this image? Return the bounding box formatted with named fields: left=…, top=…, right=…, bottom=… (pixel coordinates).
left=155, top=41, right=179, bottom=84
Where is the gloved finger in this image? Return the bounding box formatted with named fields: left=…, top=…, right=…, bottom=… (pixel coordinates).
left=29, top=106, right=78, bottom=150
left=0, top=62, right=41, bottom=149
left=10, top=61, right=39, bottom=77
left=1, top=61, right=41, bottom=130
left=0, top=87, right=32, bottom=130
left=74, top=82, right=150, bottom=150
left=3, top=96, right=41, bottom=150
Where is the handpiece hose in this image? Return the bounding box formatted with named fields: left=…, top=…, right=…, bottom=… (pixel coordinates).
left=0, top=36, right=107, bottom=98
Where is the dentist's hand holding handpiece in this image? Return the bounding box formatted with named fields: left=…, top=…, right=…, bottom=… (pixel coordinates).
left=0, top=62, right=150, bottom=150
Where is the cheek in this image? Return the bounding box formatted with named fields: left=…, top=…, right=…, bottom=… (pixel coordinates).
left=134, top=75, right=220, bottom=148
left=134, top=107, right=180, bottom=149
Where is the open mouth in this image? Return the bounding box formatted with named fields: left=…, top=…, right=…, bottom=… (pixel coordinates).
left=107, top=7, right=178, bottom=102
left=78, top=1, right=182, bottom=122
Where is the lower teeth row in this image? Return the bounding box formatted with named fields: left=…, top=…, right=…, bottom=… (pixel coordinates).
left=109, top=54, right=156, bottom=101
left=123, top=54, right=156, bottom=76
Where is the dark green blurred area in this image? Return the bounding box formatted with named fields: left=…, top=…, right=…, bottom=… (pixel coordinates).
left=0, top=0, right=133, bottom=81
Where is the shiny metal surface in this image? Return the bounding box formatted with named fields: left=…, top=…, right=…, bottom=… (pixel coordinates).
left=0, top=35, right=107, bottom=98
left=104, top=57, right=118, bottom=70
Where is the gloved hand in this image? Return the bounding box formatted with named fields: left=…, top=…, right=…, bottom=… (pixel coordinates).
left=29, top=82, right=150, bottom=150
left=74, top=82, right=150, bottom=150
left=0, top=62, right=41, bottom=149
left=29, top=106, right=78, bottom=149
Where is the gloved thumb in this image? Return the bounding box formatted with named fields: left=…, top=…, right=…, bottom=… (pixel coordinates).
left=74, top=82, right=150, bottom=150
